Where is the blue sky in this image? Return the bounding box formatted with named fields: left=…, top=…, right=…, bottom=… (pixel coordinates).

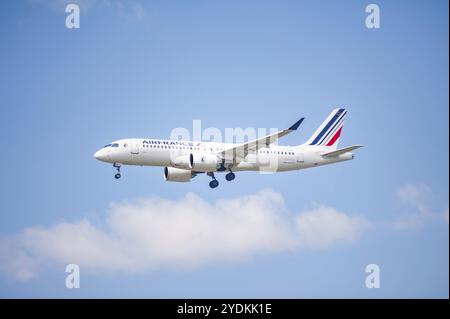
left=0, top=0, right=448, bottom=298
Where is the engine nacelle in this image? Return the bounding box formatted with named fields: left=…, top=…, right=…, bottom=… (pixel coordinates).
left=170, top=155, right=191, bottom=169
left=164, top=167, right=192, bottom=182
left=189, top=153, right=219, bottom=172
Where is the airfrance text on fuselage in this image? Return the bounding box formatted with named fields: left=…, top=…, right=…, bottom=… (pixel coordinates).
left=142, top=140, right=195, bottom=147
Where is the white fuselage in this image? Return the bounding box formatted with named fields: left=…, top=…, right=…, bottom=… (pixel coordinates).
left=93, top=108, right=361, bottom=187
left=94, top=138, right=353, bottom=173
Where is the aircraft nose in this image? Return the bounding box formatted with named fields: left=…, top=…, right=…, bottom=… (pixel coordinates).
left=94, top=149, right=109, bottom=162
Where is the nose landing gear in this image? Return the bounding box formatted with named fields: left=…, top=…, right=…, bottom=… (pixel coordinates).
left=113, top=163, right=122, bottom=179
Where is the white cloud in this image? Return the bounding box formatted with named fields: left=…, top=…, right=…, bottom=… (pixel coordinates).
left=116, top=1, right=147, bottom=22
left=0, top=190, right=369, bottom=281
left=29, top=0, right=147, bottom=21
left=392, top=184, right=448, bottom=230
left=29, top=0, right=107, bottom=11
left=295, top=206, right=371, bottom=249
left=397, top=183, right=432, bottom=216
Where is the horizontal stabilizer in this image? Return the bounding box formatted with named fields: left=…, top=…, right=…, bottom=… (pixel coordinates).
left=321, top=145, right=363, bottom=158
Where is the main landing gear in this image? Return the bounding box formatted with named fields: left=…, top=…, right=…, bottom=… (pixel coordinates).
left=113, top=163, right=122, bottom=179
left=207, top=171, right=236, bottom=188
left=207, top=172, right=219, bottom=189
left=225, top=171, right=235, bottom=181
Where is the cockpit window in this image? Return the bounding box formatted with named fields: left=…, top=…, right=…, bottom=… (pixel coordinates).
left=111, top=143, right=119, bottom=147
left=103, top=144, right=112, bottom=148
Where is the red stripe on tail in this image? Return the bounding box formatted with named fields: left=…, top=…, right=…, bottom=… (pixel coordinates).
left=326, top=127, right=342, bottom=146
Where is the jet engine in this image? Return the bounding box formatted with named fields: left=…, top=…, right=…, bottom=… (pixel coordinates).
left=164, top=167, right=192, bottom=182
left=189, top=153, right=219, bottom=172
left=170, top=155, right=191, bottom=169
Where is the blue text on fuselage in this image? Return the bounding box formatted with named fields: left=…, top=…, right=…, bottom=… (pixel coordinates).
left=142, top=140, right=194, bottom=147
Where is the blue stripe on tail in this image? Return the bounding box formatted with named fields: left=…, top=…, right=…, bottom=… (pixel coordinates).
left=317, top=110, right=346, bottom=145
left=310, top=108, right=345, bottom=145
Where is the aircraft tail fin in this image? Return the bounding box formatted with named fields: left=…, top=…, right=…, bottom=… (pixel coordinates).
left=305, top=108, right=347, bottom=150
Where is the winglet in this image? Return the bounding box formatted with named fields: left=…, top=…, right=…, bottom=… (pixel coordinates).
left=289, top=118, right=305, bottom=131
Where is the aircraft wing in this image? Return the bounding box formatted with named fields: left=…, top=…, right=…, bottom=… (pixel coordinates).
left=218, top=118, right=304, bottom=164
left=321, top=145, right=363, bottom=158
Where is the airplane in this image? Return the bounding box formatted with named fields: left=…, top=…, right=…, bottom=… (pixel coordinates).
left=94, top=108, right=362, bottom=188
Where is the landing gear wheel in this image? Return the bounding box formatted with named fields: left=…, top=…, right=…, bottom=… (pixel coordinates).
left=113, top=163, right=122, bottom=180
left=225, top=172, right=235, bottom=181
left=209, top=179, right=219, bottom=189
